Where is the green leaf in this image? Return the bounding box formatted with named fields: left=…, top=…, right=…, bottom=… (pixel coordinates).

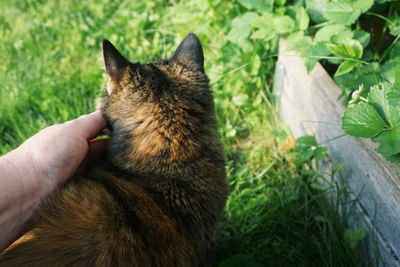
left=306, top=0, right=328, bottom=23
left=334, top=63, right=383, bottom=99
left=344, top=228, right=366, bottom=250
left=326, top=39, right=363, bottom=59
left=311, top=183, right=326, bottom=190
left=227, top=12, right=259, bottom=43
left=314, top=146, right=328, bottom=162
left=273, top=15, right=295, bottom=34
left=389, top=42, right=400, bottom=59
left=304, top=42, right=331, bottom=71
left=369, top=84, right=400, bottom=157
left=381, top=153, right=400, bottom=163
left=314, top=24, right=347, bottom=43
left=368, top=82, right=400, bottom=126
left=296, top=7, right=310, bottom=31
left=352, top=0, right=374, bottom=13
left=250, top=13, right=276, bottom=41
left=353, top=30, right=371, bottom=48
left=323, top=0, right=372, bottom=26
left=295, top=135, right=317, bottom=160
left=387, top=85, right=400, bottom=107
left=335, top=60, right=360, bottom=76
left=286, top=31, right=327, bottom=72
left=251, top=27, right=276, bottom=40
left=297, top=135, right=317, bottom=146
left=388, top=16, right=400, bottom=36
left=237, top=0, right=274, bottom=13
left=342, top=102, right=386, bottom=137
left=373, top=127, right=400, bottom=156
left=381, top=58, right=400, bottom=84
left=275, top=0, right=286, bottom=6
left=332, top=163, right=346, bottom=175
left=232, top=94, right=249, bottom=106
left=294, top=135, right=328, bottom=162
left=324, top=2, right=359, bottom=25
left=251, top=12, right=274, bottom=28
left=286, top=31, right=312, bottom=53
left=332, top=27, right=354, bottom=44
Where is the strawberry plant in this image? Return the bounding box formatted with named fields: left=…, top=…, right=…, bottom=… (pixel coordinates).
left=282, top=0, right=400, bottom=162
left=342, top=82, right=400, bottom=162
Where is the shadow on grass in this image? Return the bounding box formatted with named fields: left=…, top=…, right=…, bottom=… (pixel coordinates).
left=216, top=151, right=363, bottom=267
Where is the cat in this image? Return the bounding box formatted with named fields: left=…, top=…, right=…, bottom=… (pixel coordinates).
left=0, top=33, right=228, bottom=267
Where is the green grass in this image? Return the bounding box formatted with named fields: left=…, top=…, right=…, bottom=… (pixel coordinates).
left=0, top=0, right=362, bottom=266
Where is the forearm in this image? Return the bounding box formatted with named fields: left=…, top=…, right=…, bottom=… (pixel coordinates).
left=0, top=147, right=42, bottom=251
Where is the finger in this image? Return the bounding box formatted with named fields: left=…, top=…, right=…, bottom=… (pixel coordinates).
left=67, top=112, right=107, bottom=140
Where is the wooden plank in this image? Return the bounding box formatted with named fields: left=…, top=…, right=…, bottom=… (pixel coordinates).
left=275, top=39, right=400, bottom=267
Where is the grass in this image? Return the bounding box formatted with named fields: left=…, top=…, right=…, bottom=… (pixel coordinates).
left=0, top=0, right=362, bottom=266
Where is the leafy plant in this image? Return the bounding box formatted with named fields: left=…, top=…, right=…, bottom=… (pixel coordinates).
left=282, top=0, right=400, bottom=162
left=294, top=135, right=327, bottom=163
left=343, top=82, right=400, bottom=162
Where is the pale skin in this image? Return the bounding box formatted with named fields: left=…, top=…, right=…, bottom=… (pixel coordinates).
left=0, top=112, right=107, bottom=252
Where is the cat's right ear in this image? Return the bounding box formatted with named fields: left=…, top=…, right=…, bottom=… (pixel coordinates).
left=102, top=40, right=130, bottom=93
left=172, top=33, right=204, bottom=73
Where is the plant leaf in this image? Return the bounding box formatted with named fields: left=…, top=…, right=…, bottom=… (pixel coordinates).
left=296, top=7, right=310, bottom=31
left=352, top=0, right=374, bottom=13
left=353, top=29, right=371, bottom=48
left=387, top=85, right=400, bottom=107
left=342, top=102, right=386, bottom=137
left=296, top=135, right=317, bottom=146
left=273, top=15, right=295, bottom=34
left=388, top=16, right=400, bottom=36
left=324, top=2, right=360, bottom=25
left=238, top=0, right=274, bottom=13
left=314, top=24, right=347, bottom=43
left=314, top=146, right=328, bottom=162
left=336, top=60, right=360, bottom=76
left=381, top=58, right=400, bottom=84
left=334, top=63, right=383, bottom=99
left=344, top=228, right=366, bottom=250
left=373, top=127, right=400, bottom=156
left=306, top=0, right=328, bottom=23
left=326, top=39, right=363, bottom=59
left=227, top=13, right=259, bottom=43
left=368, top=82, right=400, bottom=126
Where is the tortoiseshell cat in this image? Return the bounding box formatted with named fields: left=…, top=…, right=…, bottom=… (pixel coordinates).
left=0, top=33, right=228, bottom=266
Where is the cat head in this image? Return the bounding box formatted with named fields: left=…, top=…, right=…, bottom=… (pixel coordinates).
left=100, top=33, right=219, bottom=174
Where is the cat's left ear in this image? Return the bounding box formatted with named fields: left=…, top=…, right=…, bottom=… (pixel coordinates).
left=172, top=33, right=204, bottom=73
left=102, top=40, right=130, bottom=81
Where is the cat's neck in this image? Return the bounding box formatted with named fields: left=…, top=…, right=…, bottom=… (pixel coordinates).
left=106, top=119, right=203, bottom=176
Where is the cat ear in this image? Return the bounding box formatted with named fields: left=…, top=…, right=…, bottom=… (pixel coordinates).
left=102, top=40, right=130, bottom=80
left=171, top=33, right=204, bottom=72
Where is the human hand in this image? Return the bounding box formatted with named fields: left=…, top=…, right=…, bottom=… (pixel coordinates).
left=0, top=112, right=107, bottom=251
left=18, top=111, right=107, bottom=194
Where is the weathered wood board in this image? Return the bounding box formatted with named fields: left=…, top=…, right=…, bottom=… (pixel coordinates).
left=274, top=39, right=400, bottom=266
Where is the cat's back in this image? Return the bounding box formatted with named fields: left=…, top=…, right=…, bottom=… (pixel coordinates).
left=0, top=163, right=194, bottom=267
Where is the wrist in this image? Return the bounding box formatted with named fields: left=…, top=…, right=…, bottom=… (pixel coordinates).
left=0, top=147, right=43, bottom=214
left=0, top=147, right=43, bottom=250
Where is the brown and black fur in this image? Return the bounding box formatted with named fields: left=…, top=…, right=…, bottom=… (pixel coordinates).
left=0, top=33, right=228, bottom=267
